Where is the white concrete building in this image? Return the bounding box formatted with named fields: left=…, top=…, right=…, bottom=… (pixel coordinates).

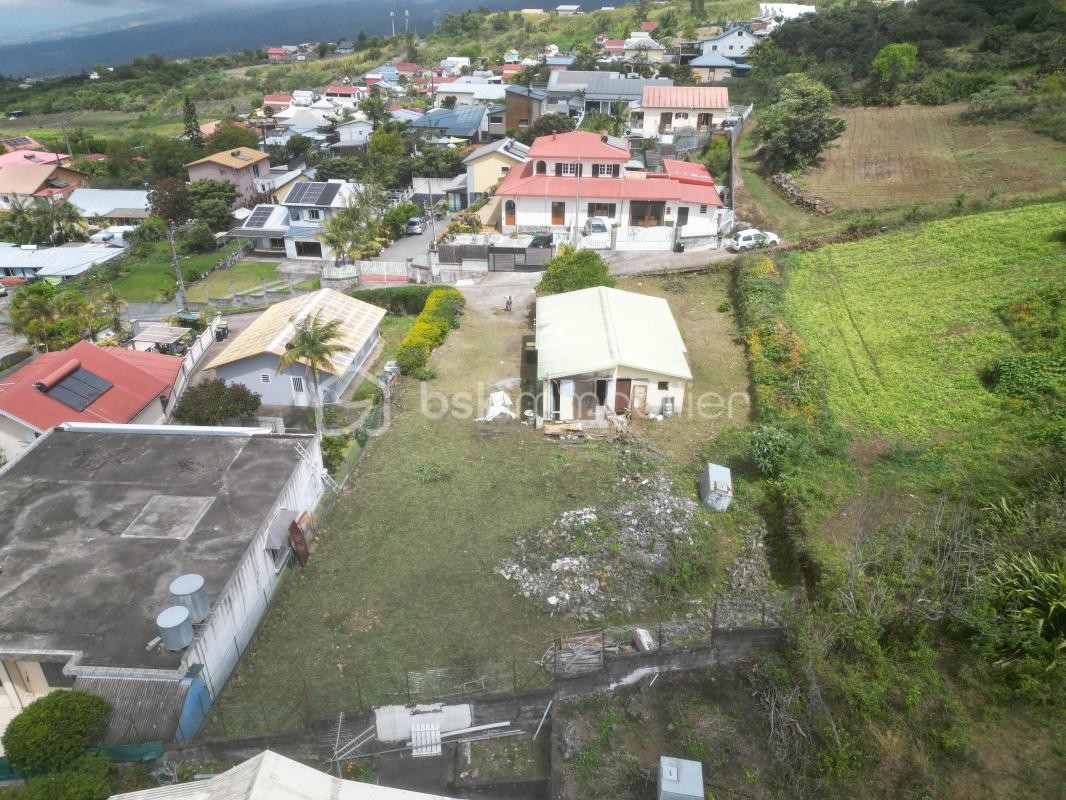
left=0, top=425, right=325, bottom=745
left=535, top=287, right=693, bottom=422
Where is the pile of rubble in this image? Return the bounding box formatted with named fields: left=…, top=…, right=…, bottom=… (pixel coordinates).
left=498, top=471, right=696, bottom=620
left=771, top=173, right=835, bottom=215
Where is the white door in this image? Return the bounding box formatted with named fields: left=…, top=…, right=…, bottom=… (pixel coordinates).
left=291, top=375, right=307, bottom=405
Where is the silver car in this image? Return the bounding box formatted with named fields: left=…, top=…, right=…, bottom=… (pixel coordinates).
left=405, top=217, right=427, bottom=235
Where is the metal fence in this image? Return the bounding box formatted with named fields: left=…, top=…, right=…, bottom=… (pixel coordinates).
left=322, top=261, right=414, bottom=283
left=166, top=314, right=223, bottom=419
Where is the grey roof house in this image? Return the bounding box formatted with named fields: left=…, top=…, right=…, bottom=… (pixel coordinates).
left=0, top=424, right=326, bottom=745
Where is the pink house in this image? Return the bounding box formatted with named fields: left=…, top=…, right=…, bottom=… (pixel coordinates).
left=184, top=147, right=270, bottom=201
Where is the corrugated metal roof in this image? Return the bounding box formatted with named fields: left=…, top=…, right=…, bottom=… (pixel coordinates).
left=205, top=289, right=385, bottom=374
left=185, top=147, right=269, bottom=170
left=641, top=86, right=730, bottom=109
left=74, top=676, right=186, bottom=744
left=528, top=130, right=630, bottom=160
left=109, top=750, right=454, bottom=798
left=535, top=287, right=692, bottom=381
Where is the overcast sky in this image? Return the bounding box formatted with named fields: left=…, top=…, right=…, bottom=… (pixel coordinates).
left=1, top=0, right=266, bottom=39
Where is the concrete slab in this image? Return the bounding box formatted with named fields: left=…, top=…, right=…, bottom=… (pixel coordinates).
left=375, top=703, right=472, bottom=742
left=0, top=429, right=309, bottom=670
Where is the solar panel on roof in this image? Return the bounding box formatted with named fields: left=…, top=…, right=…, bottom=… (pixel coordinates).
left=300, top=183, right=326, bottom=205
left=1, top=136, right=33, bottom=146
left=42, top=367, right=113, bottom=411
left=245, top=206, right=274, bottom=228
left=286, top=183, right=310, bottom=203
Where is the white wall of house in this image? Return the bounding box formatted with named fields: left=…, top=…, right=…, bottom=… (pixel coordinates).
left=701, top=29, right=754, bottom=58
left=541, top=369, right=687, bottom=420
left=504, top=195, right=724, bottom=237
left=638, top=106, right=729, bottom=137
left=186, top=436, right=325, bottom=700
left=336, top=122, right=373, bottom=147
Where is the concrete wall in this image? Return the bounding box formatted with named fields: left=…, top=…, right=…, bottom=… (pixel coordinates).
left=507, top=196, right=721, bottom=237
left=467, top=151, right=517, bottom=199
left=187, top=163, right=262, bottom=201
left=639, top=106, right=728, bottom=137
left=186, top=436, right=325, bottom=703
left=131, top=396, right=166, bottom=425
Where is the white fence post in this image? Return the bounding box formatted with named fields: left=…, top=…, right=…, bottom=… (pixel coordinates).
left=166, top=314, right=222, bottom=420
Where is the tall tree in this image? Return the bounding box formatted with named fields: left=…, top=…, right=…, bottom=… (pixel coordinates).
left=182, top=95, right=204, bottom=147
left=204, top=121, right=260, bottom=153
left=149, top=178, right=193, bottom=224
left=751, top=73, right=847, bottom=172
left=97, top=284, right=128, bottom=334
left=868, top=42, right=919, bottom=102
left=359, top=89, right=391, bottom=129
left=275, top=313, right=351, bottom=435
left=318, top=183, right=388, bottom=264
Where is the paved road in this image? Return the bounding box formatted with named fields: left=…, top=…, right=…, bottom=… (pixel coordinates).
left=376, top=224, right=439, bottom=263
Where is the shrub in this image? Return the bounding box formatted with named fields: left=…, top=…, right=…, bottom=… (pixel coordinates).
left=988, top=353, right=1065, bottom=401
left=352, top=285, right=435, bottom=315
left=961, top=84, right=1034, bottom=122
left=174, top=378, right=261, bottom=425
left=749, top=425, right=795, bottom=476
left=536, top=248, right=614, bottom=295
left=321, top=434, right=350, bottom=475
left=2, top=691, right=111, bottom=775
left=394, top=288, right=464, bottom=375
left=18, top=753, right=113, bottom=800
left=177, top=222, right=216, bottom=254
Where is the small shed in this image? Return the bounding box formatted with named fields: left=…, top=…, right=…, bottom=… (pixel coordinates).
left=698, top=462, right=733, bottom=511
left=659, top=756, right=704, bottom=800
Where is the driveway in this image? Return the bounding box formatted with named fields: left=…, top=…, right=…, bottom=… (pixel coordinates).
left=0, top=295, right=28, bottom=358
left=377, top=224, right=439, bottom=263
left=606, top=244, right=736, bottom=276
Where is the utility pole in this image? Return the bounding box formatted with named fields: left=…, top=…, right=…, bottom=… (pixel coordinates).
left=166, top=223, right=189, bottom=312
left=404, top=9, right=410, bottom=33
left=390, top=11, right=396, bottom=37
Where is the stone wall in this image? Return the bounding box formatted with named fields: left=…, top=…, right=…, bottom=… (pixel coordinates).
left=771, top=173, right=835, bottom=215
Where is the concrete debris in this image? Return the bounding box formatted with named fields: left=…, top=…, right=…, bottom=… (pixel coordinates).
left=498, top=470, right=697, bottom=620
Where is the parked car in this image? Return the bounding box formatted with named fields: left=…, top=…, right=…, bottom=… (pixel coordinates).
left=529, top=232, right=554, bottom=248
left=721, top=116, right=741, bottom=129
left=405, top=217, right=427, bottom=235
left=582, top=216, right=609, bottom=236
left=728, top=228, right=780, bottom=251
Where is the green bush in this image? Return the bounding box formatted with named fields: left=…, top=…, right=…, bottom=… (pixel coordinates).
left=321, top=434, right=350, bottom=475
left=394, top=288, right=465, bottom=375
left=177, top=222, right=216, bottom=254
left=174, top=378, right=261, bottom=425
left=2, top=691, right=111, bottom=775
left=537, top=247, right=614, bottom=295
left=749, top=425, right=795, bottom=476
left=352, top=285, right=435, bottom=315
left=17, top=753, right=113, bottom=800
left=989, top=353, right=1065, bottom=401
left=961, top=84, right=1034, bottom=122
left=912, top=69, right=998, bottom=105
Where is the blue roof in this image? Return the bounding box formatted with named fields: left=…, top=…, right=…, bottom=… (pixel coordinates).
left=409, top=105, right=487, bottom=137
left=546, top=56, right=575, bottom=66
left=690, top=52, right=737, bottom=67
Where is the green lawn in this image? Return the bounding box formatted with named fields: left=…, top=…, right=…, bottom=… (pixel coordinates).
left=106, top=242, right=242, bottom=303
left=185, top=260, right=281, bottom=303
left=782, top=202, right=1065, bottom=438
left=210, top=298, right=626, bottom=734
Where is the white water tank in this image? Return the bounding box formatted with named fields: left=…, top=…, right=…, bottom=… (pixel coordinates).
left=169, top=573, right=210, bottom=623
left=699, top=463, right=733, bottom=512
left=156, top=606, right=193, bottom=650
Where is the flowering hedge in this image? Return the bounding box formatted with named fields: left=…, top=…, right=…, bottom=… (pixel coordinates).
left=394, top=288, right=465, bottom=376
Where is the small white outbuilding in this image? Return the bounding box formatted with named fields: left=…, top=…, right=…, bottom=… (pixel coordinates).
left=535, top=287, right=692, bottom=423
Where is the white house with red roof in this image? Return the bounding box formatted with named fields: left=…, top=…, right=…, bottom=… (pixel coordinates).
left=0, top=341, right=182, bottom=462
left=493, top=130, right=727, bottom=245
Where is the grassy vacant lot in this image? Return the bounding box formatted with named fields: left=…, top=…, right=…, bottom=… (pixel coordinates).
left=185, top=261, right=280, bottom=303
left=213, top=290, right=625, bottom=733
left=106, top=241, right=241, bottom=303
left=211, top=273, right=753, bottom=735
left=617, top=270, right=751, bottom=469
left=782, top=202, right=1065, bottom=441
left=799, top=105, right=1066, bottom=209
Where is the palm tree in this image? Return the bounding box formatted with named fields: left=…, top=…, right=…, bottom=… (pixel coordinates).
left=47, top=200, right=88, bottom=245
left=276, top=312, right=351, bottom=435
left=97, top=283, right=128, bottom=334
left=319, top=184, right=388, bottom=264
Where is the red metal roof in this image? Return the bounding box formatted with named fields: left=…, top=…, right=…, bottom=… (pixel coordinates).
left=325, top=84, right=359, bottom=95
left=640, top=20, right=659, bottom=31
left=641, top=85, right=730, bottom=109
left=0, top=341, right=182, bottom=432
left=528, top=130, right=630, bottom=160
left=661, top=158, right=716, bottom=186
left=393, top=62, right=419, bottom=74
left=495, top=160, right=724, bottom=206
